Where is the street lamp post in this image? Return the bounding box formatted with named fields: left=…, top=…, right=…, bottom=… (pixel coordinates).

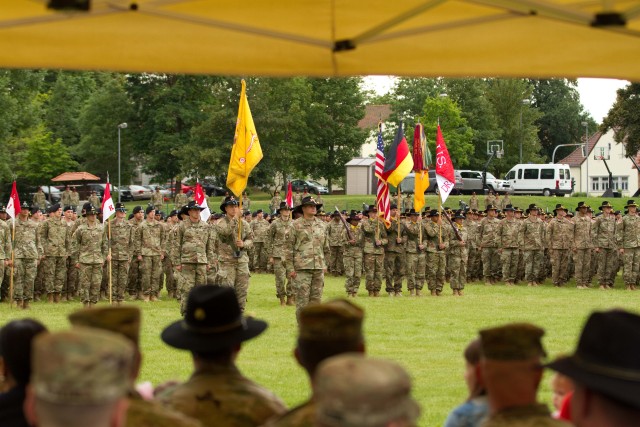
left=581, top=121, right=589, bottom=197
left=117, top=123, right=128, bottom=203
left=519, top=99, right=531, bottom=164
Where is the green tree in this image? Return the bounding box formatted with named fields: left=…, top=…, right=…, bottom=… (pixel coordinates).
left=386, top=77, right=443, bottom=141
left=17, top=125, right=78, bottom=186
left=601, top=82, right=640, bottom=156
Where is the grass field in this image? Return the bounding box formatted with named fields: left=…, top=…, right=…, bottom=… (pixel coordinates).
left=2, top=271, right=637, bottom=425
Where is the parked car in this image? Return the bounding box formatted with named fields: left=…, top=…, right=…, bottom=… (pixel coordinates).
left=502, top=163, right=572, bottom=196
left=119, top=185, right=152, bottom=200
left=285, top=179, right=330, bottom=195
left=399, top=170, right=464, bottom=194
left=200, top=182, right=226, bottom=196
left=457, top=170, right=509, bottom=194
left=84, top=183, right=121, bottom=200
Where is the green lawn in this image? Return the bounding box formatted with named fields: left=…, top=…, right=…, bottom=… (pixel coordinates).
left=2, top=272, right=637, bottom=425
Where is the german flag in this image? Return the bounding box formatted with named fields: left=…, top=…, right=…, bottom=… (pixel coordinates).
left=382, top=123, right=414, bottom=188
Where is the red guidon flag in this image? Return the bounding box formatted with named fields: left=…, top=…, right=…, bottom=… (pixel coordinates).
left=101, top=182, right=115, bottom=223
left=435, top=125, right=456, bottom=204
left=6, top=181, right=20, bottom=220
left=194, top=182, right=211, bottom=222
left=285, top=182, right=293, bottom=208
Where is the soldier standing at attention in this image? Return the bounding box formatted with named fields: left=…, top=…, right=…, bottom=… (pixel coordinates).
left=174, top=188, right=188, bottom=209
left=242, top=191, right=251, bottom=210
left=40, top=203, right=71, bottom=303
left=0, top=206, right=11, bottom=303
left=402, top=193, right=413, bottom=212
left=342, top=211, right=364, bottom=297
left=13, top=203, right=42, bottom=309
left=479, top=205, right=501, bottom=285
left=616, top=200, right=640, bottom=290
left=135, top=205, right=165, bottom=302
left=128, top=206, right=144, bottom=299
left=158, top=286, right=286, bottom=427
left=404, top=209, right=424, bottom=296
left=469, top=192, right=479, bottom=211
left=32, top=187, right=46, bottom=208
left=326, top=211, right=345, bottom=276
left=425, top=209, right=449, bottom=296
left=449, top=212, right=468, bottom=296
left=215, top=196, right=254, bottom=311
left=520, top=204, right=546, bottom=287
left=73, top=205, right=108, bottom=308
left=251, top=210, right=270, bottom=273
left=287, top=196, right=329, bottom=319
left=269, top=190, right=281, bottom=215
left=61, top=185, right=72, bottom=208
left=172, top=201, right=213, bottom=314
left=69, top=186, right=80, bottom=209
left=384, top=204, right=406, bottom=297
left=360, top=206, right=387, bottom=297
left=547, top=204, right=573, bottom=287
left=266, top=202, right=295, bottom=306
left=501, top=193, right=512, bottom=210
left=109, top=203, right=134, bottom=305
left=484, top=191, right=496, bottom=210
left=593, top=201, right=617, bottom=289
left=152, top=187, right=164, bottom=209
left=88, top=190, right=100, bottom=209
left=497, top=205, right=520, bottom=286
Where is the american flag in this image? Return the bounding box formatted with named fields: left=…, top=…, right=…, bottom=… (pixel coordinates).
left=374, top=122, right=390, bottom=226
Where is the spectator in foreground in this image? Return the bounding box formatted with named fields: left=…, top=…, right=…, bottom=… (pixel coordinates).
left=546, top=310, right=640, bottom=427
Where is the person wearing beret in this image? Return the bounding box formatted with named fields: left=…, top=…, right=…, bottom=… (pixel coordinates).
left=12, top=204, right=43, bottom=310
left=72, top=206, right=108, bottom=308
left=158, top=286, right=286, bottom=426
left=40, top=204, right=71, bottom=304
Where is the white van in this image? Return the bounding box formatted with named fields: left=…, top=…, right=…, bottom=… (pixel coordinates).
left=503, top=163, right=572, bottom=196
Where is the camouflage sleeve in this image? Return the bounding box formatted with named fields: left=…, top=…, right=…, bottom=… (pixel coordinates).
left=285, top=225, right=296, bottom=272
left=72, top=228, right=81, bottom=258
left=101, top=227, right=109, bottom=260
left=36, top=225, right=43, bottom=257
left=3, top=225, right=11, bottom=259
left=65, top=225, right=72, bottom=256
left=265, top=223, right=274, bottom=255
left=170, top=225, right=182, bottom=266
left=379, top=222, right=388, bottom=245
left=323, top=226, right=330, bottom=267
left=134, top=226, right=142, bottom=256
left=207, top=226, right=216, bottom=266
left=615, top=221, right=623, bottom=247
left=160, top=225, right=167, bottom=257
left=242, top=220, right=254, bottom=251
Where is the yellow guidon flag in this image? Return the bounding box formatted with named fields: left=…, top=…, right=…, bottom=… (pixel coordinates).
left=226, top=79, right=263, bottom=197
left=413, top=123, right=431, bottom=212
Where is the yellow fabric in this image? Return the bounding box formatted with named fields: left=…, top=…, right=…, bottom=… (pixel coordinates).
left=414, top=170, right=429, bottom=212
left=385, top=155, right=413, bottom=188
left=1, top=1, right=640, bottom=80
left=226, top=80, right=263, bottom=198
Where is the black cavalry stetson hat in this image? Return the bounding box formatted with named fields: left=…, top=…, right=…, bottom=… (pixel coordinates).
left=186, top=200, right=205, bottom=211
left=546, top=310, right=640, bottom=410
left=220, top=196, right=239, bottom=212
left=277, top=202, right=291, bottom=211
left=161, top=285, right=267, bottom=353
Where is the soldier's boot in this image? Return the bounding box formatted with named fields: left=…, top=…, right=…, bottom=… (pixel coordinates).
left=373, top=291, right=380, bottom=297
left=287, top=295, right=296, bottom=306
left=368, top=290, right=373, bottom=297
left=395, top=291, right=402, bottom=297
left=53, top=293, right=60, bottom=303
left=279, top=297, right=286, bottom=306
left=458, top=290, right=464, bottom=296
left=436, top=290, right=442, bottom=296
left=22, top=300, right=30, bottom=310
left=143, top=294, right=150, bottom=302
left=388, top=292, right=395, bottom=297
left=527, top=282, right=534, bottom=287
left=83, top=301, right=90, bottom=308
left=47, top=293, right=54, bottom=303
left=150, top=294, right=157, bottom=302
left=168, top=290, right=175, bottom=299
left=136, top=291, right=144, bottom=301
left=430, top=289, right=437, bottom=297
left=409, top=289, right=415, bottom=296
left=14, top=300, right=23, bottom=309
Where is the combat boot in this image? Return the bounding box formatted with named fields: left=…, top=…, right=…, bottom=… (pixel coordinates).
left=395, top=291, right=402, bottom=297
left=436, top=290, right=442, bottom=296
left=14, top=300, right=22, bottom=309
left=409, top=289, right=415, bottom=296
left=373, top=291, right=380, bottom=297
left=83, top=301, right=89, bottom=308
left=136, top=291, right=144, bottom=301
left=414, top=289, right=421, bottom=297
left=368, top=290, right=373, bottom=297
left=388, top=292, right=394, bottom=297
left=279, top=297, right=286, bottom=306
left=53, top=293, right=60, bottom=303
left=143, top=294, right=150, bottom=302
left=430, top=289, right=436, bottom=296
left=288, top=295, right=296, bottom=305
left=150, top=294, right=158, bottom=302
left=22, top=300, right=30, bottom=310
left=458, top=290, right=464, bottom=296
left=47, top=293, right=54, bottom=303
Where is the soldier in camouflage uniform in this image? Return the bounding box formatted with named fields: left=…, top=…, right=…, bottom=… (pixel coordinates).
left=484, top=191, right=496, bottom=210
left=469, top=192, right=479, bottom=211
left=163, top=210, right=180, bottom=299
left=404, top=209, right=424, bottom=296
left=109, top=203, right=134, bottom=305
left=479, top=205, right=501, bottom=284
left=0, top=206, right=11, bottom=303
left=159, top=286, right=286, bottom=427
left=61, top=185, right=73, bottom=208
left=174, top=189, right=188, bottom=209
left=402, top=193, right=413, bottom=212
left=342, top=212, right=364, bottom=297
left=360, top=206, right=387, bottom=297
left=547, top=204, right=573, bottom=287
left=88, top=190, right=100, bottom=209
left=31, top=207, right=46, bottom=301
left=616, top=200, right=640, bottom=290
left=73, top=206, right=108, bottom=307
left=465, top=210, right=481, bottom=281
left=32, top=187, right=47, bottom=208
left=287, top=196, right=329, bottom=319
left=62, top=205, right=78, bottom=301
left=69, top=187, right=80, bottom=209
left=172, top=201, right=214, bottom=314
left=13, top=203, right=43, bottom=309
left=424, top=209, right=449, bottom=296
left=251, top=210, right=270, bottom=273
left=135, top=205, right=166, bottom=301
left=293, top=190, right=302, bottom=208
left=215, top=196, right=254, bottom=311
left=448, top=212, right=468, bottom=295
left=385, top=204, right=406, bottom=296
left=266, top=202, right=295, bottom=305
left=128, top=206, right=144, bottom=298
left=520, top=204, right=546, bottom=286
left=68, top=306, right=202, bottom=427
left=326, top=211, right=345, bottom=276
left=152, top=187, right=165, bottom=209
left=593, top=201, right=617, bottom=289
left=269, top=191, right=281, bottom=215
left=498, top=205, right=520, bottom=285
left=40, top=203, right=71, bottom=303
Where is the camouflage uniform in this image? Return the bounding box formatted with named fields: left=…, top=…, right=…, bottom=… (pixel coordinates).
left=41, top=216, right=71, bottom=297
left=424, top=219, right=449, bottom=294
left=215, top=216, right=254, bottom=311
left=481, top=404, right=568, bottom=427
left=592, top=213, right=617, bottom=287
left=384, top=218, right=406, bottom=295
left=88, top=193, right=100, bottom=209
left=547, top=215, right=574, bottom=286
left=69, top=190, right=80, bottom=208
left=0, top=220, right=11, bottom=300
left=469, top=195, right=479, bottom=211
left=616, top=212, right=640, bottom=288
left=61, top=189, right=72, bottom=207
left=484, top=194, right=496, bottom=210
left=498, top=217, right=520, bottom=283
left=64, top=217, right=79, bottom=299
left=109, top=217, right=134, bottom=302
left=266, top=216, right=294, bottom=300
left=251, top=217, right=270, bottom=272
left=342, top=222, right=364, bottom=296
left=572, top=212, right=593, bottom=288
left=448, top=222, right=468, bottom=292
left=269, top=195, right=281, bottom=214
left=402, top=195, right=413, bottom=212
left=152, top=191, right=165, bottom=209
left=73, top=220, right=108, bottom=304
left=361, top=217, right=388, bottom=295
left=172, top=219, right=214, bottom=313
left=293, top=193, right=302, bottom=207
left=287, top=216, right=329, bottom=318
left=128, top=217, right=144, bottom=296
left=174, top=192, right=188, bottom=209
left=164, top=221, right=179, bottom=298
left=326, top=219, right=345, bottom=275
left=519, top=216, right=546, bottom=284
left=33, top=191, right=46, bottom=208
left=135, top=219, right=166, bottom=298
left=13, top=216, right=42, bottom=303
left=479, top=216, right=501, bottom=282
left=404, top=219, right=424, bottom=293
left=128, top=393, right=203, bottom=427
left=465, top=217, right=481, bottom=281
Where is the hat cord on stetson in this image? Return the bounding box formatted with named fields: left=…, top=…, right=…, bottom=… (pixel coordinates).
left=180, top=318, right=245, bottom=334
left=573, top=354, right=640, bottom=381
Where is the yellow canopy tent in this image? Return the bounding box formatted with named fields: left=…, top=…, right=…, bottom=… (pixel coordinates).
left=2, top=0, right=640, bottom=80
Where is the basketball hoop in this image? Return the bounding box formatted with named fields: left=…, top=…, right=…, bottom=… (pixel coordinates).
left=594, top=155, right=605, bottom=161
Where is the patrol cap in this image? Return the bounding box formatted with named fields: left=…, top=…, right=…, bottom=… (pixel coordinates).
left=48, top=203, right=61, bottom=213
left=31, top=328, right=134, bottom=405
left=68, top=306, right=141, bottom=346
left=315, top=354, right=420, bottom=427
left=299, top=299, right=364, bottom=342
left=479, top=322, right=547, bottom=361
left=115, top=202, right=126, bottom=212
left=132, top=205, right=143, bottom=215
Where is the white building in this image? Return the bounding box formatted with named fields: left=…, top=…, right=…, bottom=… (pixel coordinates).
left=558, top=129, right=639, bottom=197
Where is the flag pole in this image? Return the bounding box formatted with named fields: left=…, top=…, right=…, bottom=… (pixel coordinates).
left=9, top=218, right=15, bottom=309
left=108, top=218, right=112, bottom=305
left=397, top=188, right=401, bottom=235
left=438, top=193, right=442, bottom=244
left=238, top=195, right=243, bottom=242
